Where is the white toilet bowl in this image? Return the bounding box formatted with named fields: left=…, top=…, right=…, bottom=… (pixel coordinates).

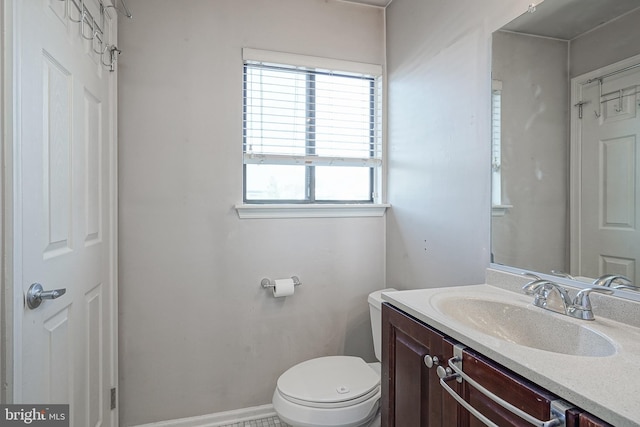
left=272, top=289, right=394, bottom=427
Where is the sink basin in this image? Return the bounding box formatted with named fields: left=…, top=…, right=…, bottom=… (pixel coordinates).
left=435, top=298, right=616, bottom=357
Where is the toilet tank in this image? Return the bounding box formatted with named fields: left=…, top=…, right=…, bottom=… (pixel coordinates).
left=368, top=288, right=396, bottom=362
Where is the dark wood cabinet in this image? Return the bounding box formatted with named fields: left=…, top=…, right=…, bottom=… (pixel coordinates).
left=566, top=409, right=614, bottom=427
left=382, top=303, right=615, bottom=427
left=576, top=413, right=613, bottom=427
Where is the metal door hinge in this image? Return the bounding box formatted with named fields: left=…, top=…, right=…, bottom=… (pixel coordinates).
left=111, top=387, right=117, bottom=410
left=550, top=399, right=574, bottom=426
left=453, top=344, right=465, bottom=383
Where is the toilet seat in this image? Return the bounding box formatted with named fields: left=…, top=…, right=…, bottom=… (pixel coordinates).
left=273, top=356, right=381, bottom=427
left=277, top=356, right=380, bottom=409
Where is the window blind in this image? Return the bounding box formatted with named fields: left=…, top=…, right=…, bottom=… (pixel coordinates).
left=491, top=80, right=503, bottom=207
left=242, top=49, right=383, bottom=168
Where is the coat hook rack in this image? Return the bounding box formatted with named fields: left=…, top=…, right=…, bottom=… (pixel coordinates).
left=103, top=0, right=132, bottom=19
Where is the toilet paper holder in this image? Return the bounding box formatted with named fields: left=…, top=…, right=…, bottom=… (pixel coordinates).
left=261, top=276, right=302, bottom=289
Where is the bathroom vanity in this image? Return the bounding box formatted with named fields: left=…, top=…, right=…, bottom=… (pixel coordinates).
left=380, top=282, right=640, bottom=427
left=381, top=303, right=609, bottom=426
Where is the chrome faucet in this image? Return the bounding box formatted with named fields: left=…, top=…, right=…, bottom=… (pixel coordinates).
left=592, top=274, right=632, bottom=288
left=522, top=280, right=614, bottom=321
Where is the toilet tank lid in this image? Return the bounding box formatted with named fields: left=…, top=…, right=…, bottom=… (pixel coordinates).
left=277, top=356, right=379, bottom=405
left=368, top=288, right=397, bottom=308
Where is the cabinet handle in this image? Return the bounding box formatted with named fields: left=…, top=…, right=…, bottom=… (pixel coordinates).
left=439, top=374, right=499, bottom=427
left=436, top=365, right=452, bottom=378
left=438, top=356, right=565, bottom=427
left=423, top=354, right=439, bottom=368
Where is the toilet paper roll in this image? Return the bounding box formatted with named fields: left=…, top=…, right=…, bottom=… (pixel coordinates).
left=273, top=278, right=295, bottom=298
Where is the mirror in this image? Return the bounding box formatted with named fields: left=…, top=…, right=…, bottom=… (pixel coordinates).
left=490, top=0, right=640, bottom=295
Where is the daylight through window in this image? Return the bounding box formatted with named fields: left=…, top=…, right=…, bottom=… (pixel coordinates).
left=242, top=49, right=383, bottom=203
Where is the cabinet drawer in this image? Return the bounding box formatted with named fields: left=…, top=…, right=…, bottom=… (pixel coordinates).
left=461, top=349, right=557, bottom=427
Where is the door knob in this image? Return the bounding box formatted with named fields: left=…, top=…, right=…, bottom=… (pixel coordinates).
left=26, top=283, right=66, bottom=309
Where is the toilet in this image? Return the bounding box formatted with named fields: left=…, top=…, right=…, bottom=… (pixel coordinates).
left=272, top=289, right=395, bottom=427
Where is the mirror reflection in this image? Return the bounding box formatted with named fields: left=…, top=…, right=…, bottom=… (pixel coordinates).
left=490, top=0, right=640, bottom=290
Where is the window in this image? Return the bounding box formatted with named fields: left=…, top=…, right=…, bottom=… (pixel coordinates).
left=491, top=79, right=511, bottom=216
left=242, top=49, right=383, bottom=204
left=491, top=79, right=502, bottom=207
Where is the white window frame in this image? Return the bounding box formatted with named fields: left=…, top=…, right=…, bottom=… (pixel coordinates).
left=236, top=48, right=388, bottom=218
left=491, top=79, right=511, bottom=216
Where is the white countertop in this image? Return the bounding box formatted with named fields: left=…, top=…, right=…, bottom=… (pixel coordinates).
left=382, top=284, right=640, bottom=427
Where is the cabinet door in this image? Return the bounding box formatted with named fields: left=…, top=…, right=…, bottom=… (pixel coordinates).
left=382, top=303, right=451, bottom=427
left=461, top=350, right=558, bottom=427
left=567, top=409, right=613, bottom=427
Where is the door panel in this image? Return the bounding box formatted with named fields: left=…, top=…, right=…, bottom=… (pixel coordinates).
left=43, top=52, right=73, bottom=257
left=86, top=283, right=103, bottom=427
left=42, top=308, right=71, bottom=404
left=601, top=136, right=635, bottom=228
left=83, top=88, right=103, bottom=245
left=394, top=330, right=430, bottom=426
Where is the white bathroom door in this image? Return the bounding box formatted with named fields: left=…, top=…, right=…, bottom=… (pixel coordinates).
left=573, top=60, right=640, bottom=282
left=13, top=1, right=118, bottom=426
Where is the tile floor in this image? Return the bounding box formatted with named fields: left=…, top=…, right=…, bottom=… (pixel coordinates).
left=219, top=415, right=291, bottom=427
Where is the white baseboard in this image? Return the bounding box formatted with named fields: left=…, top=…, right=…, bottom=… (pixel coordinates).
left=130, top=404, right=277, bottom=427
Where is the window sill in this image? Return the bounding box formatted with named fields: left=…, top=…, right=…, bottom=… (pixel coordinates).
left=492, top=205, right=513, bottom=217
left=235, top=203, right=391, bottom=219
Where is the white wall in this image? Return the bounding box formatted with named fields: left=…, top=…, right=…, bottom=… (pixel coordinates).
left=384, top=0, right=533, bottom=288
left=570, top=8, right=640, bottom=78
left=117, top=1, right=384, bottom=425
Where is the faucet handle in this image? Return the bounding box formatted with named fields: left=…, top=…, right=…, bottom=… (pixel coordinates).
left=612, top=283, right=640, bottom=291
left=551, top=270, right=575, bottom=280
left=573, top=287, right=615, bottom=308
left=522, top=279, right=551, bottom=295
left=609, top=275, right=633, bottom=287
left=522, top=272, right=542, bottom=281
left=523, top=280, right=573, bottom=315
left=568, top=287, right=615, bottom=320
